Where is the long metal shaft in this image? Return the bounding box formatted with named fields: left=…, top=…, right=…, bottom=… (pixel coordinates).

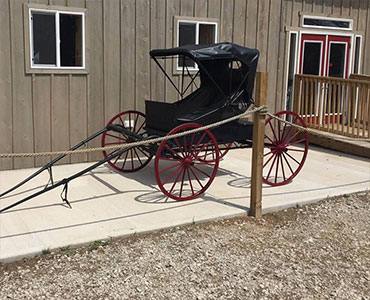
left=0, top=128, right=108, bottom=199
left=0, top=144, right=136, bottom=213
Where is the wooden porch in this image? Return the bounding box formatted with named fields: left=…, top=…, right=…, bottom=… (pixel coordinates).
left=293, top=74, right=370, bottom=158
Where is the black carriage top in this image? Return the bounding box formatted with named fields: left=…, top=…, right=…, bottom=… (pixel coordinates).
left=146, top=42, right=260, bottom=134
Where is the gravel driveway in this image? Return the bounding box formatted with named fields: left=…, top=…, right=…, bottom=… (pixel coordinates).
left=1, top=191, right=369, bottom=300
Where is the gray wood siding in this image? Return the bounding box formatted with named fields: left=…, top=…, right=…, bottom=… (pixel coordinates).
left=0, top=0, right=369, bottom=170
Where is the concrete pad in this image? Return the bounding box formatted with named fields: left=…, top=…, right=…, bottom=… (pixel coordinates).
left=0, top=146, right=369, bottom=262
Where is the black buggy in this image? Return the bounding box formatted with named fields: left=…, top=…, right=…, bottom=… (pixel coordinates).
left=0, top=43, right=309, bottom=212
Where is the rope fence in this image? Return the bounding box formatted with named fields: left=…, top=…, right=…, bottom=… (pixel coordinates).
left=0, top=105, right=267, bottom=159
left=0, top=105, right=368, bottom=159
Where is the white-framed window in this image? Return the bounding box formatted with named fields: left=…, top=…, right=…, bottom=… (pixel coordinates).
left=301, top=15, right=353, bottom=31
left=176, top=19, right=217, bottom=70
left=29, top=7, right=85, bottom=70
left=353, top=35, right=362, bottom=74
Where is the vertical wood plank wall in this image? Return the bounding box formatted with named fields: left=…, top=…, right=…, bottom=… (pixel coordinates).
left=0, top=0, right=369, bottom=170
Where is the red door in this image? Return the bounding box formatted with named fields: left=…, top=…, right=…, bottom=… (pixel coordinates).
left=299, top=34, right=326, bottom=76
left=298, top=34, right=351, bottom=124
left=326, top=35, right=351, bottom=78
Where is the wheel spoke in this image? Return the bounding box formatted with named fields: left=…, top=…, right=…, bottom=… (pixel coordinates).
left=119, top=116, right=125, bottom=127
left=179, top=167, right=187, bottom=198
left=281, top=152, right=294, bottom=174
left=281, top=117, right=297, bottom=143
left=169, top=166, right=185, bottom=194
left=174, top=137, right=186, bottom=158
left=287, top=138, right=307, bottom=147
left=136, top=120, right=146, bottom=133
left=130, top=149, right=134, bottom=169
left=264, top=151, right=273, bottom=157
left=159, top=162, right=181, bottom=175
left=189, top=166, right=204, bottom=189
left=192, top=165, right=211, bottom=178
left=183, top=134, right=188, bottom=154
left=284, top=129, right=301, bottom=145
left=113, top=152, right=123, bottom=165
left=193, top=140, right=212, bottom=158
left=263, top=152, right=276, bottom=168
left=274, top=154, right=281, bottom=183
left=268, top=121, right=279, bottom=143
left=163, top=164, right=183, bottom=185
left=266, top=154, right=278, bottom=180
left=280, top=154, right=286, bottom=181
left=133, top=113, right=139, bottom=132
left=187, top=167, right=195, bottom=196
left=188, top=133, right=195, bottom=154
left=121, top=150, right=130, bottom=170
left=133, top=148, right=143, bottom=165
left=192, top=132, right=207, bottom=154
left=285, top=151, right=301, bottom=165
left=136, top=146, right=152, bottom=159
left=164, top=144, right=183, bottom=159
left=264, top=134, right=274, bottom=144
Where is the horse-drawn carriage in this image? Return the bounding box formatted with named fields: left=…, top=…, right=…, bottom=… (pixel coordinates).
left=0, top=43, right=308, bottom=212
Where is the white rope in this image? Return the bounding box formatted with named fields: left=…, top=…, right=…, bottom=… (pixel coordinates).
left=266, top=112, right=370, bottom=142
left=0, top=106, right=267, bottom=158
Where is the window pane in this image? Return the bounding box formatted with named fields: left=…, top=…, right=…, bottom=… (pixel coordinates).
left=286, top=33, right=297, bottom=111
left=302, top=42, right=321, bottom=75
left=199, top=24, right=215, bottom=45
left=178, top=22, right=196, bottom=68
left=328, top=43, right=345, bottom=78
left=60, top=14, right=83, bottom=67
left=354, top=37, right=361, bottom=74
left=304, top=18, right=351, bottom=29
left=32, top=12, right=56, bottom=65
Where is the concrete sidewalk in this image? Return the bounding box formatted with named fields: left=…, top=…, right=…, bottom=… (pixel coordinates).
left=0, top=146, right=369, bottom=262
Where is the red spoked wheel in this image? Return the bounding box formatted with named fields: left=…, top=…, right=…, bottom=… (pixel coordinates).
left=263, top=111, right=309, bottom=186
left=101, top=110, right=153, bottom=173
left=155, top=123, right=219, bottom=201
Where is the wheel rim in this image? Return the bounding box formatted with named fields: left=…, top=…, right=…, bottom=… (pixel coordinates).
left=263, top=111, right=309, bottom=186
left=155, top=123, right=219, bottom=201
left=101, top=110, right=153, bottom=173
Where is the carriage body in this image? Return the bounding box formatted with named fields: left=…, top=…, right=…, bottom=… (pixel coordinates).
left=145, top=42, right=259, bottom=145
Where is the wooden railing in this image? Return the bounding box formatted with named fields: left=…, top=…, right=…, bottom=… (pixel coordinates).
left=293, top=74, right=370, bottom=139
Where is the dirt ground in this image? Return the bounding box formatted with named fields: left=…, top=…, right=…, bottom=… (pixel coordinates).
left=1, top=190, right=369, bottom=300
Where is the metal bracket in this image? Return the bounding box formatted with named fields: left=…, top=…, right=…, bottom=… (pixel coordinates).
left=60, top=180, right=72, bottom=209
left=44, top=166, right=54, bottom=189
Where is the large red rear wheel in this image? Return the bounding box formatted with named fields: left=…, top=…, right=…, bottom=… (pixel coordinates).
left=263, top=111, right=309, bottom=186
left=101, top=110, right=153, bottom=173
left=155, top=123, right=219, bottom=201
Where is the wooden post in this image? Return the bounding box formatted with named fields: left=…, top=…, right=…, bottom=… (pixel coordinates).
left=249, top=72, right=267, bottom=218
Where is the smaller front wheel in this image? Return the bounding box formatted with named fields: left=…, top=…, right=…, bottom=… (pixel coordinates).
left=155, top=123, right=219, bottom=201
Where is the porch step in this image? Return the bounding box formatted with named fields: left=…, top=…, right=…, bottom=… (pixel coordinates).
left=306, top=128, right=370, bottom=159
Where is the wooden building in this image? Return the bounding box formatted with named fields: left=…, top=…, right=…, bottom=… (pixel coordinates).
left=0, top=0, right=369, bottom=170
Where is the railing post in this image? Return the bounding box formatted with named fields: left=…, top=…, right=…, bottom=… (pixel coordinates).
left=250, top=72, right=267, bottom=218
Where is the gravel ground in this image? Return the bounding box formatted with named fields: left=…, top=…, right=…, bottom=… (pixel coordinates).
left=1, top=191, right=369, bottom=300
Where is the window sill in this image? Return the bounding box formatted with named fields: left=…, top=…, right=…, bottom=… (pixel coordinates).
left=26, top=67, right=89, bottom=75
